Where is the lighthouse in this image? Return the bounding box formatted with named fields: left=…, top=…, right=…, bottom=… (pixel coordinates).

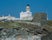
left=26, top=4, right=30, bottom=12
left=20, top=4, right=33, bottom=20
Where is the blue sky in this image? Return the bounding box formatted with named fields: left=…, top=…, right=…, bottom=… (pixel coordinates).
left=0, top=0, right=52, bottom=20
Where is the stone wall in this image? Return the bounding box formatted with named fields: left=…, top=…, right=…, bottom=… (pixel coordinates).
left=32, top=13, right=47, bottom=26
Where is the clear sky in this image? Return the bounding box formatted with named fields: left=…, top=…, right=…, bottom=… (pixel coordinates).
left=0, top=0, right=52, bottom=20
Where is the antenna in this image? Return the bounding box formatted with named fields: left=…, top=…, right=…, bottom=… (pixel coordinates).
left=45, top=8, right=48, bottom=20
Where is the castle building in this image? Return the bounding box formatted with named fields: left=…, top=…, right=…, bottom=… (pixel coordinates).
left=20, top=4, right=33, bottom=20
left=32, top=13, right=47, bottom=26
left=0, top=4, right=33, bottom=21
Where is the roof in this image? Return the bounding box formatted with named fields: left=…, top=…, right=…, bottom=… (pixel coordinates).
left=27, top=4, right=30, bottom=6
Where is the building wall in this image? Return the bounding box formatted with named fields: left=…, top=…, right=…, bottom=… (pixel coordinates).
left=20, top=11, right=33, bottom=20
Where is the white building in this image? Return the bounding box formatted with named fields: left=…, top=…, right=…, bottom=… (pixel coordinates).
left=0, top=14, right=20, bottom=21
left=0, top=4, right=33, bottom=21
left=20, top=4, right=33, bottom=20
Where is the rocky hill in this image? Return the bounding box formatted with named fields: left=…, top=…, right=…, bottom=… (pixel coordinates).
left=0, top=13, right=52, bottom=40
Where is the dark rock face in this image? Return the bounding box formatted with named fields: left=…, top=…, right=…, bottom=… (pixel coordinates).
left=42, top=32, right=52, bottom=40
left=0, top=27, right=52, bottom=40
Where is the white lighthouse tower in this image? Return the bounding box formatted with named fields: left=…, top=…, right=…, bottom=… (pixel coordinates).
left=26, top=4, right=30, bottom=12
left=20, top=4, right=33, bottom=20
